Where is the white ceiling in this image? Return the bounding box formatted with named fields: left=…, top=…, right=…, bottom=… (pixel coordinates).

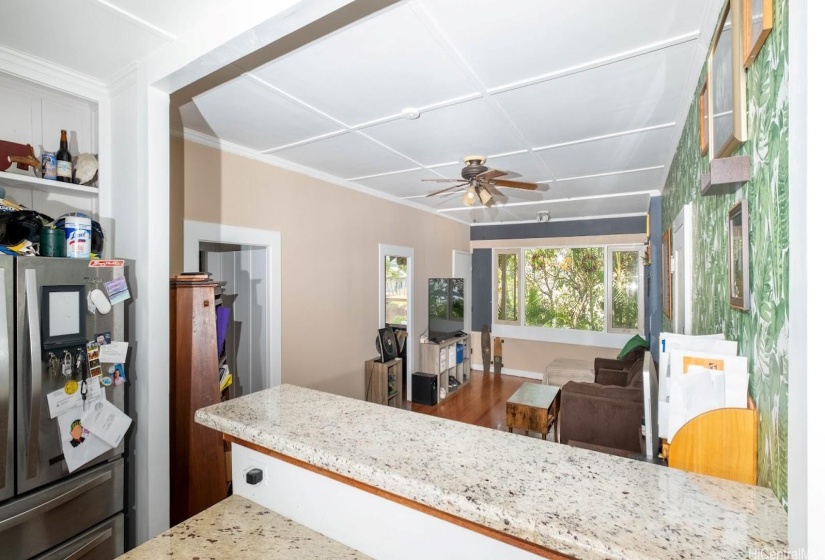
left=178, top=0, right=718, bottom=224
left=0, top=0, right=719, bottom=225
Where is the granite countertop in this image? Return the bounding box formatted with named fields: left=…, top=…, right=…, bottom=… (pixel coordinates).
left=195, top=384, right=788, bottom=560
left=118, top=495, right=370, bottom=559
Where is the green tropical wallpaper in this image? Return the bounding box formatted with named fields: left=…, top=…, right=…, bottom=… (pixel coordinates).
left=661, top=0, right=789, bottom=505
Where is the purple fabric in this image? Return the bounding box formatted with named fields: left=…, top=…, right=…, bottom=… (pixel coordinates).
left=216, top=306, right=230, bottom=356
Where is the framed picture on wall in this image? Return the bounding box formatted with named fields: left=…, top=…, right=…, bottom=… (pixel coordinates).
left=743, top=0, right=773, bottom=68
left=662, top=228, right=672, bottom=319
left=708, top=0, right=747, bottom=159
left=728, top=199, right=750, bottom=310
left=699, top=77, right=709, bottom=156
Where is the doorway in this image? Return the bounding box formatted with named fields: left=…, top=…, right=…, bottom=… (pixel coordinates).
left=199, top=242, right=267, bottom=397
left=672, top=204, right=693, bottom=334
left=184, top=220, right=281, bottom=389
left=378, top=244, right=414, bottom=401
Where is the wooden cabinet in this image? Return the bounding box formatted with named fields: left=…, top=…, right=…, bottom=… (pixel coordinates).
left=365, top=358, right=402, bottom=408
left=419, top=334, right=470, bottom=402
left=169, top=278, right=228, bottom=525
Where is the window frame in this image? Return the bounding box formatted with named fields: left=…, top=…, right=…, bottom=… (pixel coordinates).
left=493, top=249, right=521, bottom=326
left=493, top=244, right=645, bottom=345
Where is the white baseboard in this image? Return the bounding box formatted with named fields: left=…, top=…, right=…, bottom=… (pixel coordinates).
left=471, top=364, right=543, bottom=380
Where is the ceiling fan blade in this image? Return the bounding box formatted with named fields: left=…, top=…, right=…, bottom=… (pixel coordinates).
left=421, top=178, right=464, bottom=183
left=484, top=183, right=505, bottom=198
left=476, top=168, right=507, bottom=181
left=488, top=178, right=538, bottom=190
left=426, top=182, right=469, bottom=197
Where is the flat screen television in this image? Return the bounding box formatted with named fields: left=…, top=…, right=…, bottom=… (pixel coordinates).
left=428, top=278, right=464, bottom=342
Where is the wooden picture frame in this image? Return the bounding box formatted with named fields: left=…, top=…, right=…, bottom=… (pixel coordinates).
left=699, top=77, right=709, bottom=156
left=662, top=228, right=672, bottom=319
left=708, top=0, right=747, bottom=160
left=743, top=0, right=773, bottom=68
left=728, top=199, right=750, bottom=310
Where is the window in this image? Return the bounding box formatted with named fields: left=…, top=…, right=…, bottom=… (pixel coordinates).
left=385, top=255, right=408, bottom=325
left=524, top=248, right=605, bottom=331
left=495, top=245, right=644, bottom=336
left=496, top=251, right=519, bottom=324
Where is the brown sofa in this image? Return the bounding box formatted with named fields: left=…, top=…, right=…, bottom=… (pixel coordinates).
left=559, top=358, right=644, bottom=456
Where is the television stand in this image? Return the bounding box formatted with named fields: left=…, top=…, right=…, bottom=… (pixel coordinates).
left=418, top=333, right=470, bottom=403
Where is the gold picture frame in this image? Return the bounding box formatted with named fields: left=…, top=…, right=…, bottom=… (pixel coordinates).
left=662, top=228, right=672, bottom=319
left=708, top=0, right=748, bottom=160
left=728, top=200, right=750, bottom=310
left=743, top=0, right=773, bottom=68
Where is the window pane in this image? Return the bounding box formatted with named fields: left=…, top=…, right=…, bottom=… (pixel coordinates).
left=496, top=253, right=519, bottom=322
left=611, top=251, right=640, bottom=330
left=385, top=256, right=408, bottom=325
left=524, top=248, right=604, bottom=331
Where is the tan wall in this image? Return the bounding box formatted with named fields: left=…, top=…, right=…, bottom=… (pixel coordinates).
left=173, top=137, right=470, bottom=399
left=469, top=333, right=616, bottom=375
left=169, top=135, right=184, bottom=275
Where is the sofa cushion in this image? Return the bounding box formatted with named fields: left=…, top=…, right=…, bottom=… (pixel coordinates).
left=562, top=381, right=643, bottom=403
left=616, top=334, right=648, bottom=360
left=627, top=359, right=644, bottom=389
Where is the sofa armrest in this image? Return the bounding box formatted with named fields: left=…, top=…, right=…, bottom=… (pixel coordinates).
left=594, top=357, right=628, bottom=374
left=595, top=368, right=630, bottom=387
left=559, top=382, right=643, bottom=454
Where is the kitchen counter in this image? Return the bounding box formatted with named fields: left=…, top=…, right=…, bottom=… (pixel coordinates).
left=118, top=494, right=369, bottom=559
left=195, top=384, right=788, bottom=559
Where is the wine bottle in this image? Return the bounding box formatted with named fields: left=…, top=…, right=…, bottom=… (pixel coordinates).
left=56, top=129, right=72, bottom=183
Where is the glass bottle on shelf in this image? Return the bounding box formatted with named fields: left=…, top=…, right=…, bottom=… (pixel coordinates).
left=55, top=129, right=72, bottom=183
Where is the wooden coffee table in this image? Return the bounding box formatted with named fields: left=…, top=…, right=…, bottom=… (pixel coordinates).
left=506, top=382, right=561, bottom=441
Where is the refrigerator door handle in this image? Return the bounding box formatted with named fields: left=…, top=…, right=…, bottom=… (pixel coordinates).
left=25, top=268, right=43, bottom=479
left=0, top=268, right=9, bottom=490
left=64, top=527, right=114, bottom=560
left=0, top=470, right=112, bottom=532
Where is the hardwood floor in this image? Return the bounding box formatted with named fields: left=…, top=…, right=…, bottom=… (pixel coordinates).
left=404, top=370, right=542, bottom=434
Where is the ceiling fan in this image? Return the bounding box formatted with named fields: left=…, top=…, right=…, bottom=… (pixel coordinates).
left=423, top=156, right=538, bottom=207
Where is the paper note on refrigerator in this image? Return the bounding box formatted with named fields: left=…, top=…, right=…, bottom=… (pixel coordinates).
left=98, top=341, right=128, bottom=364
left=82, top=397, right=132, bottom=448
left=46, top=376, right=102, bottom=419
left=57, top=394, right=113, bottom=473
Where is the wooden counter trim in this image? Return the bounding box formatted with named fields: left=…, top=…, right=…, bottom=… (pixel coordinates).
left=225, top=435, right=573, bottom=560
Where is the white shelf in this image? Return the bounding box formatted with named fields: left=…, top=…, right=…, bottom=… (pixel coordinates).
left=0, top=171, right=98, bottom=197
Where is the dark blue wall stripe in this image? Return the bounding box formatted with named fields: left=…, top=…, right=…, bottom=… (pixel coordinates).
left=470, top=216, right=646, bottom=241
left=648, top=197, right=663, bottom=361
left=471, top=249, right=492, bottom=332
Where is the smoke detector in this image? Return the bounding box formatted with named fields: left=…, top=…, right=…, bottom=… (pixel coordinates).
left=537, top=210, right=550, bottom=223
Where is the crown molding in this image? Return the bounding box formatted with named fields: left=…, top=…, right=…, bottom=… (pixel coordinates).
left=178, top=128, right=471, bottom=226
left=107, top=62, right=139, bottom=97
left=0, top=45, right=107, bottom=101
left=468, top=212, right=648, bottom=226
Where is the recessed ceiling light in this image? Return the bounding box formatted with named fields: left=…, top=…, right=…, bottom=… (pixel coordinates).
left=401, top=108, right=420, bottom=120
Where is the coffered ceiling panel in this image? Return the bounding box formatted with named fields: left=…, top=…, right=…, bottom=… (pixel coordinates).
left=361, top=98, right=526, bottom=167
left=272, top=132, right=414, bottom=179
left=416, top=0, right=705, bottom=89
left=498, top=192, right=651, bottom=222
left=356, top=168, right=452, bottom=198
left=103, top=0, right=227, bottom=37
left=191, top=77, right=343, bottom=151
left=493, top=42, right=695, bottom=148
left=253, top=4, right=479, bottom=127
left=549, top=167, right=663, bottom=200
left=0, top=0, right=168, bottom=80
left=535, top=127, right=674, bottom=179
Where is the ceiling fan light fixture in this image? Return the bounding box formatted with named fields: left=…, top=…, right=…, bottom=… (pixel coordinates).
left=463, top=191, right=475, bottom=206
left=478, top=187, right=493, bottom=206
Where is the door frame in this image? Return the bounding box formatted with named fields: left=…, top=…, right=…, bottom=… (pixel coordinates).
left=378, top=244, right=414, bottom=401
left=184, top=220, right=281, bottom=388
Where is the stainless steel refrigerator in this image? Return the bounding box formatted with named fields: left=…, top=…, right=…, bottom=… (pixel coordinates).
left=0, top=256, right=134, bottom=559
